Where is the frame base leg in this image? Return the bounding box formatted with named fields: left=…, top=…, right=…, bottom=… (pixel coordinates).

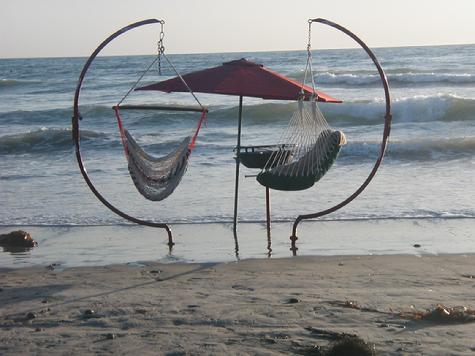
left=290, top=234, right=298, bottom=256
left=165, top=226, right=174, bottom=250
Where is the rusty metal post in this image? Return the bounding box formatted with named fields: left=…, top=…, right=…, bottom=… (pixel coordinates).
left=233, top=96, right=243, bottom=233
left=265, top=187, right=271, bottom=236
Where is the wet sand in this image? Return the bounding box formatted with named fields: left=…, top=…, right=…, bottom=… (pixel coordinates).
left=1, top=254, right=475, bottom=355
left=2, top=218, right=475, bottom=269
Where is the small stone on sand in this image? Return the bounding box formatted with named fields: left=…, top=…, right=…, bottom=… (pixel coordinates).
left=287, top=297, right=300, bottom=304
left=0, top=230, right=37, bottom=248
left=26, top=312, right=36, bottom=320
left=104, top=333, right=116, bottom=340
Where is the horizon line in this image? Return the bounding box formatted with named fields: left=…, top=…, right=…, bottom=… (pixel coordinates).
left=1, top=42, right=474, bottom=61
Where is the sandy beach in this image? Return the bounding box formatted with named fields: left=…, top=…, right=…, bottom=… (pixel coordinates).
left=1, top=253, right=475, bottom=355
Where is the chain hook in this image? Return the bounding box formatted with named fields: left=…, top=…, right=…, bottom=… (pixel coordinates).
left=307, top=19, right=312, bottom=56
left=157, top=20, right=165, bottom=75
left=300, top=19, right=315, bottom=96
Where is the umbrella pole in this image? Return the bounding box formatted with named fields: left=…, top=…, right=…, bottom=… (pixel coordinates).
left=233, top=96, right=243, bottom=233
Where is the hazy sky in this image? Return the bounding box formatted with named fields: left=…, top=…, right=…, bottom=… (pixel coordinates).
left=1, top=0, right=474, bottom=58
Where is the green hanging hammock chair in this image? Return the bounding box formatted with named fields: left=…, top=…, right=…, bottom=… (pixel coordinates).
left=256, top=99, right=346, bottom=191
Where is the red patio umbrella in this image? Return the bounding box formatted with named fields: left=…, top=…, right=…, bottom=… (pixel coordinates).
left=136, top=58, right=341, bottom=102
left=136, top=58, right=341, bottom=232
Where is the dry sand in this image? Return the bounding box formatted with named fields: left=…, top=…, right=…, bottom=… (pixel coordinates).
left=1, top=254, right=475, bottom=355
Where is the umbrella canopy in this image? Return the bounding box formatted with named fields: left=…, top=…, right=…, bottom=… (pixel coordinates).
left=136, top=58, right=341, bottom=103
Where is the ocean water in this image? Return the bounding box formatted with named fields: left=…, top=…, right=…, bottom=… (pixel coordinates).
left=1, top=44, right=475, bottom=266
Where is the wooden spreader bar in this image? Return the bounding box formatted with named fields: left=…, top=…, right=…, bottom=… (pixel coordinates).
left=113, top=104, right=207, bottom=113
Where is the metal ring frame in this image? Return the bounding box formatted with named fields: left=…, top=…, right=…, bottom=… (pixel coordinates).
left=290, top=18, right=392, bottom=248
left=72, top=18, right=391, bottom=252
left=72, top=19, right=174, bottom=244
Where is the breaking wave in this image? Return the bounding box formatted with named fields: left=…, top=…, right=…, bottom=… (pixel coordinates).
left=2, top=94, right=473, bottom=129
left=2, top=126, right=473, bottom=163
left=0, top=127, right=201, bottom=156
left=0, top=128, right=110, bottom=155
left=325, top=94, right=475, bottom=125
left=339, top=136, right=475, bottom=162
left=212, top=94, right=475, bottom=125
left=0, top=78, right=41, bottom=89
left=314, top=71, right=475, bottom=87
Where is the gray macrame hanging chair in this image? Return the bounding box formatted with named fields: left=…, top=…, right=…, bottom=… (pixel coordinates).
left=114, top=103, right=206, bottom=202
left=124, top=130, right=191, bottom=201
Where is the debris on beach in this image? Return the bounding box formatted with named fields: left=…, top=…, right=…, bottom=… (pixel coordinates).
left=83, top=309, right=102, bottom=319
left=25, top=312, right=36, bottom=320
left=47, top=263, right=60, bottom=271
left=300, top=344, right=324, bottom=355
left=302, top=329, right=375, bottom=356
left=325, top=335, right=375, bottom=356
left=342, top=300, right=360, bottom=309
left=329, top=300, right=382, bottom=314
left=331, top=299, right=475, bottom=324
left=84, top=309, right=95, bottom=316
left=400, top=304, right=475, bottom=324
left=286, top=297, right=301, bottom=304
left=305, top=326, right=357, bottom=340
left=0, top=230, right=37, bottom=249
left=331, top=300, right=361, bottom=310
left=104, top=333, right=116, bottom=340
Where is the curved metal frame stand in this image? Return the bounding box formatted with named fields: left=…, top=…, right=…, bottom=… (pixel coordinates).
left=290, top=18, right=392, bottom=253
left=72, top=19, right=174, bottom=248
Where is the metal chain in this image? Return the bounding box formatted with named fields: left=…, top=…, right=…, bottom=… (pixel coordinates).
left=157, top=20, right=165, bottom=75
left=307, top=19, right=312, bottom=54
left=301, top=20, right=314, bottom=97
left=306, top=19, right=317, bottom=99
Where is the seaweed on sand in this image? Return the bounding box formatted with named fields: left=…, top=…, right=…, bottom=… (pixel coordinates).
left=333, top=299, right=475, bottom=324
left=300, top=333, right=375, bottom=356
left=399, top=304, right=475, bottom=324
